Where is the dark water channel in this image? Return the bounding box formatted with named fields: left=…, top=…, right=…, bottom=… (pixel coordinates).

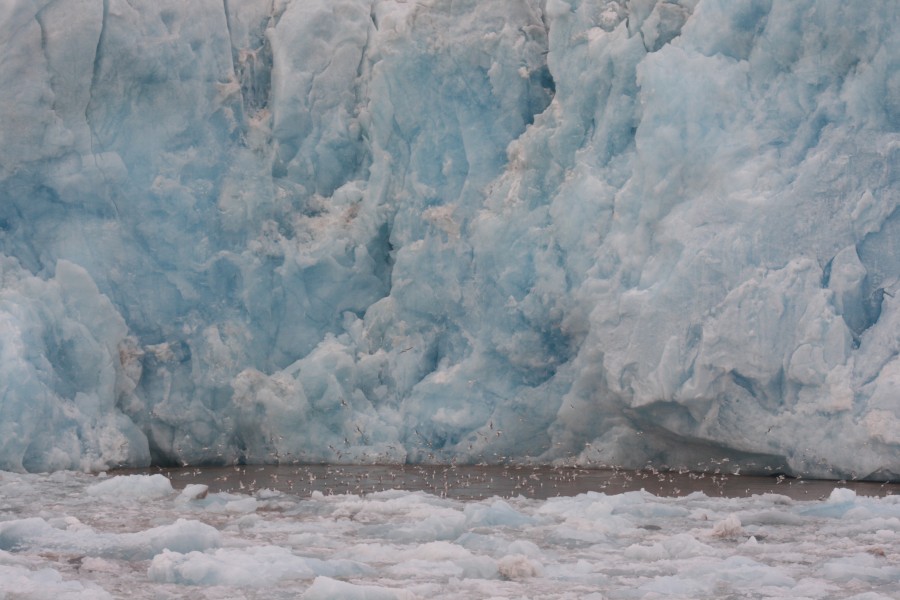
left=117, top=464, right=900, bottom=501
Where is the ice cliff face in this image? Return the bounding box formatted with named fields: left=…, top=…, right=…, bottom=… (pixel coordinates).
left=1, top=0, right=898, bottom=478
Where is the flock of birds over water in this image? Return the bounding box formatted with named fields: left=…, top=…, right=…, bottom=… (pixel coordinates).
left=129, top=460, right=900, bottom=502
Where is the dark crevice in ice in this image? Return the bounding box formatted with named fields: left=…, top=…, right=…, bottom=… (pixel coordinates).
left=369, top=1, right=378, bottom=31
left=222, top=0, right=235, bottom=65
left=821, top=256, right=833, bottom=287
left=730, top=370, right=757, bottom=398
left=226, top=2, right=272, bottom=117
left=627, top=413, right=793, bottom=476
left=368, top=222, right=395, bottom=291
left=854, top=205, right=900, bottom=336
left=33, top=9, right=52, bottom=108
left=86, top=0, right=109, bottom=149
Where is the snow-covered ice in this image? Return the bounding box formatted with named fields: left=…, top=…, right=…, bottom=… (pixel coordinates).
left=1, top=470, right=899, bottom=599
left=1, top=0, right=900, bottom=478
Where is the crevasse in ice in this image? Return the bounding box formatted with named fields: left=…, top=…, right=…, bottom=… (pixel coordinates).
left=1, top=0, right=898, bottom=477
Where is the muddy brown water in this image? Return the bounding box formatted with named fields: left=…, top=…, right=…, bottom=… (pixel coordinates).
left=114, top=464, right=900, bottom=501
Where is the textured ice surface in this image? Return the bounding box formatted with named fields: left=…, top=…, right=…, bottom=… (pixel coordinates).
left=1, top=0, right=900, bottom=477
left=2, top=471, right=900, bottom=599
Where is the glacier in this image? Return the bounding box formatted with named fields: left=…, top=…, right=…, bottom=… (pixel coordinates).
left=1, top=0, right=899, bottom=478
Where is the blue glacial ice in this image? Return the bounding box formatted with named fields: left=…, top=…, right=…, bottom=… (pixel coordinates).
left=1, top=0, right=899, bottom=477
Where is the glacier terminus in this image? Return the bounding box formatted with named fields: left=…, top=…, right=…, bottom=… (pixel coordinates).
left=1, top=0, right=899, bottom=479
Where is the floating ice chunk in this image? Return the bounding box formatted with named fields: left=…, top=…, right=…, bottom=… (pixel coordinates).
left=497, top=553, right=543, bottom=579
left=86, top=474, right=173, bottom=500
left=623, top=533, right=714, bottom=561
left=78, top=557, right=119, bottom=573
left=148, top=545, right=373, bottom=586
left=399, top=541, right=473, bottom=563
left=506, top=539, right=542, bottom=557
left=820, top=553, right=900, bottom=584
left=112, top=518, right=223, bottom=558
left=802, top=488, right=862, bottom=518
left=177, top=483, right=209, bottom=501
left=637, top=575, right=706, bottom=597
left=0, top=518, right=52, bottom=552
left=302, top=576, right=417, bottom=600
left=741, top=510, right=806, bottom=527
left=224, top=497, right=259, bottom=514
left=386, top=540, right=499, bottom=580
left=0, top=517, right=219, bottom=560
left=0, top=564, right=114, bottom=600
left=828, top=488, right=858, bottom=504
left=711, top=513, right=743, bottom=538
left=464, top=499, right=535, bottom=528
left=361, top=509, right=466, bottom=543
left=701, top=555, right=796, bottom=588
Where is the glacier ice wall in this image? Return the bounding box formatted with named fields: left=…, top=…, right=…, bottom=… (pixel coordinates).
left=1, top=0, right=899, bottom=477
